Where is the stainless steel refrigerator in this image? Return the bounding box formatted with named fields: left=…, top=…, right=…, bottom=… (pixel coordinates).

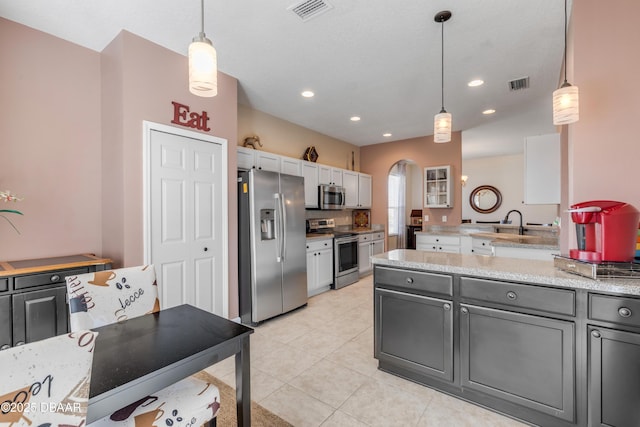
left=238, top=169, right=308, bottom=324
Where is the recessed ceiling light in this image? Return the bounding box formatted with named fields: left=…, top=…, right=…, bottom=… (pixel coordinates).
left=350, top=116, right=361, bottom=122
left=482, top=109, right=496, bottom=115
left=468, top=79, right=484, bottom=87
left=383, top=133, right=392, bottom=137
left=301, top=90, right=314, bottom=98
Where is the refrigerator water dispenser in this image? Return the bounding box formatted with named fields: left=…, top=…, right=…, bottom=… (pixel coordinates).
left=260, top=209, right=275, bottom=240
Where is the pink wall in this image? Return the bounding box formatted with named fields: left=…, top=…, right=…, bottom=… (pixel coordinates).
left=566, top=1, right=640, bottom=250
left=360, top=132, right=463, bottom=246
left=1, top=20, right=240, bottom=318
left=0, top=18, right=102, bottom=260
left=571, top=1, right=640, bottom=210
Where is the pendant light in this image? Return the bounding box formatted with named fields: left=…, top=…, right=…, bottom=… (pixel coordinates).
left=552, top=0, right=578, bottom=125
left=189, top=0, right=218, bottom=97
left=434, top=11, right=452, bottom=143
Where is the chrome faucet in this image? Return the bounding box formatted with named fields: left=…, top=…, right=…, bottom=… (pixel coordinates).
left=504, top=210, right=524, bottom=235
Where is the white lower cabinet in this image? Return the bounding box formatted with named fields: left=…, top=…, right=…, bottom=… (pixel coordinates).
left=358, top=232, right=385, bottom=276
left=416, top=234, right=461, bottom=254
left=306, top=238, right=333, bottom=297
left=471, top=237, right=494, bottom=256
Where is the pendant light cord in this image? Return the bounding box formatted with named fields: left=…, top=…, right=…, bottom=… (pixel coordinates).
left=200, top=0, right=205, bottom=37
left=563, top=0, right=568, bottom=84
left=440, top=19, right=445, bottom=112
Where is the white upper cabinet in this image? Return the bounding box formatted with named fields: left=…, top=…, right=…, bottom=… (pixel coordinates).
left=343, top=171, right=371, bottom=208
left=358, top=173, right=372, bottom=208
left=318, top=165, right=332, bottom=185
left=331, top=168, right=343, bottom=186
left=424, top=165, right=452, bottom=208
left=255, top=151, right=280, bottom=172
left=237, top=146, right=256, bottom=170
left=302, top=162, right=319, bottom=208
left=343, top=171, right=359, bottom=208
left=281, top=157, right=302, bottom=176
left=318, top=166, right=343, bottom=186
left=236, top=147, right=371, bottom=209
left=524, top=133, right=560, bottom=204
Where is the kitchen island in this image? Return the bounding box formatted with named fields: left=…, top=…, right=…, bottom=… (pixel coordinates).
left=372, top=250, right=640, bottom=427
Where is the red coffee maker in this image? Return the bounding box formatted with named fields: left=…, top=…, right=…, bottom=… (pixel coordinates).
left=568, top=200, right=640, bottom=262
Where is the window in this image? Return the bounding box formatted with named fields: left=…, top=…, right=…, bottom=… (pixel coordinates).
left=388, top=171, right=403, bottom=236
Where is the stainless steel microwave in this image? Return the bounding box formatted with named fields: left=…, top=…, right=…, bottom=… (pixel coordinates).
left=318, top=184, right=345, bottom=210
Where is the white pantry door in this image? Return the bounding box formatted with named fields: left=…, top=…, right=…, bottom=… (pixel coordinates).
left=145, top=122, right=228, bottom=317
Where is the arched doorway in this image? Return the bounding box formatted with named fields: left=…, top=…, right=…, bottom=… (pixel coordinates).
left=388, top=160, right=421, bottom=249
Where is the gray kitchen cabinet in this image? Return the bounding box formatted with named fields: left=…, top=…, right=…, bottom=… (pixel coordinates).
left=588, top=292, right=640, bottom=427
left=588, top=326, right=640, bottom=427
left=460, top=303, right=575, bottom=422
left=0, top=295, right=11, bottom=350
left=0, top=254, right=112, bottom=350
left=12, top=285, right=68, bottom=346
left=374, top=267, right=454, bottom=382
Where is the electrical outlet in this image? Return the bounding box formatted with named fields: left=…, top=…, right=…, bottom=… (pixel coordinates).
left=424, top=215, right=429, bottom=222
left=442, top=215, right=447, bottom=222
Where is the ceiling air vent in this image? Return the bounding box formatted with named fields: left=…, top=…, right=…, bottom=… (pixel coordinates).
left=508, top=77, right=530, bottom=91
left=288, top=0, right=333, bottom=21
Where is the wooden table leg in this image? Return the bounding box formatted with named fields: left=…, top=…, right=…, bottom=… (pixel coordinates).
left=235, top=335, right=251, bottom=427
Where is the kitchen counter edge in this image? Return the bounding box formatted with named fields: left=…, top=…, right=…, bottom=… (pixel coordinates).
left=371, top=249, right=640, bottom=296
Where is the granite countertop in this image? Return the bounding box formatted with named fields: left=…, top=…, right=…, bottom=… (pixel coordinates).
left=306, top=233, right=334, bottom=240
left=469, top=232, right=559, bottom=250
left=371, top=249, right=640, bottom=296
left=416, top=226, right=559, bottom=250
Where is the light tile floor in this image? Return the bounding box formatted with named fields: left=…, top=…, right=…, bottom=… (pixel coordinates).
left=205, top=275, right=528, bottom=427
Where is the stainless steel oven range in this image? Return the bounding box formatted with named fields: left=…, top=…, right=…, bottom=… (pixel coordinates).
left=307, top=218, right=359, bottom=289
left=332, top=231, right=359, bottom=288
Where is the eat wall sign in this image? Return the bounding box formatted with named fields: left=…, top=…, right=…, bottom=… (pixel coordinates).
left=171, top=101, right=210, bottom=131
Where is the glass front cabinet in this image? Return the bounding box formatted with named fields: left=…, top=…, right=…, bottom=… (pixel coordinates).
left=424, top=165, right=452, bottom=208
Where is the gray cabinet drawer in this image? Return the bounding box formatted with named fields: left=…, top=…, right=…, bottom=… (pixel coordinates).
left=375, top=266, right=452, bottom=296
left=14, top=268, right=89, bottom=290
left=0, top=278, right=8, bottom=292
left=589, top=294, right=640, bottom=328
left=460, top=277, right=575, bottom=316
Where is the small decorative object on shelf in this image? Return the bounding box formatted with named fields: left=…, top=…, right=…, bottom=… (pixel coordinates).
left=0, top=189, right=23, bottom=234
left=243, top=135, right=262, bottom=149
left=303, top=146, right=319, bottom=162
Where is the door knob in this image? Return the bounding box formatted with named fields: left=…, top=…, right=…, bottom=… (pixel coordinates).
left=204, top=247, right=208, bottom=252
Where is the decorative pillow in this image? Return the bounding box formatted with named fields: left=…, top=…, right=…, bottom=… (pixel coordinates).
left=0, top=331, right=97, bottom=427
left=66, top=265, right=160, bottom=331
left=88, top=376, right=220, bottom=427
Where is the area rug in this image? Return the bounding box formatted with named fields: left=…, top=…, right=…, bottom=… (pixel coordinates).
left=194, top=371, right=293, bottom=427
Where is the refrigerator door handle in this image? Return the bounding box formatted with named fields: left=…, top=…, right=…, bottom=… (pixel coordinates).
left=280, top=192, right=287, bottom=261
left=274, top=193, right=284, bottom=262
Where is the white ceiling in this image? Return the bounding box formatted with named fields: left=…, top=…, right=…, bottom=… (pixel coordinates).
left=0, top=0, right=571, bottom=159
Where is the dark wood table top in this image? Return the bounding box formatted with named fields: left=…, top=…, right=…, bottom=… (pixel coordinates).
left=89, top=304, right=253, bottom=398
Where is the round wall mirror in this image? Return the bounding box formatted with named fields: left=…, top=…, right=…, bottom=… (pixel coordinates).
left=470, top=185, right=502, bottom=214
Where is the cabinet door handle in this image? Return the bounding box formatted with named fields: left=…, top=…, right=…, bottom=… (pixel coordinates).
left=50, top=274, right=61, bottom=282
left=443, top=303, right=451, bottom=311
left=506, top=291, right=517, bottom=300
left=618, top=307, right=632, bottom=318
left=461, top=307, right=469, bottom=314
left=591, top=330, right=601, bottom=338
left=406, top=277, right=414, bottom=284
left=0, top=344, right=10, bottom=351
left=16, top=341, right=25, bottom=346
